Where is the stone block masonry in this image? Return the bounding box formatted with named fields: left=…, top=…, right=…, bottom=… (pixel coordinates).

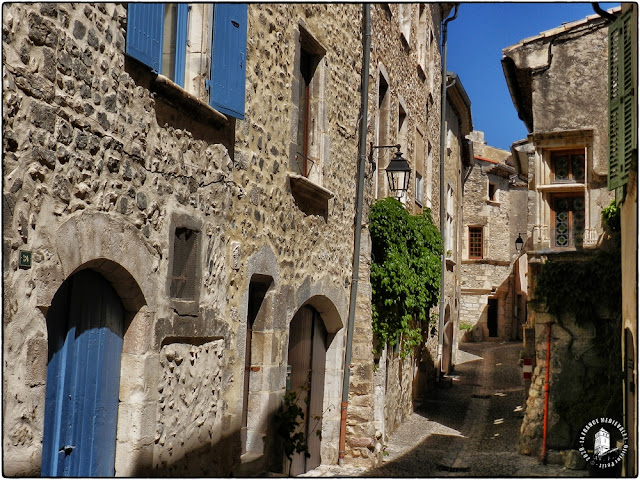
left=2, top=3, right=369, bottom=476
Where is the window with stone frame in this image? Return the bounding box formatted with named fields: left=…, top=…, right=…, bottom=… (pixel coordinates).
left=445, top=184, right=454, bottom=254
left=417, top=5, right=428, bottom=78
left=295, top=27, right=326, bottom=184
left=170, top=227, right=200, bottom=299
left=126, top=3, right=248, bottom=119
left=488, top=181, right=497, bottom=201
left=376, top=70, right=391, bottom=199
left=415, top=128, right=425, bottom=207
left=550, top=150, right=586, bottom=183
left=468, top=226, right=483, bottom=259
left=550, top=194, right=585, bottom=248
left=532, top=137, right=595, bottom=250
left=398, top=3, right=412, bottom=46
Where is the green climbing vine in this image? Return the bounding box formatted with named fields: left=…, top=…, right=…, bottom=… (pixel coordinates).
left=534, top=242, right=621, bottom=327
left=369, top=197, right=442, bottom=358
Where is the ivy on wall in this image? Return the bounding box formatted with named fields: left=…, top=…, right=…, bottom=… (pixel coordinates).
left=534, top=242, right=621, bottom=327
left=534, top=233, right=623, bottom=438
left=369, top=197, right=442, bottom=358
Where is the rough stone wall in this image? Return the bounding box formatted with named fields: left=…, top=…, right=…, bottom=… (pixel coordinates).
left=154, top=340, right=228, bottom=475
left=505, top=14, right=620, bottom=460
left=2, top=3, right=240, bottom=476
left=442, top=94, right=467, bottom=365
left=3, top=3, right=363, bottom=476
left=460, top=133, right=527, bottom=341
left=343, top=3, right=447, bottom=461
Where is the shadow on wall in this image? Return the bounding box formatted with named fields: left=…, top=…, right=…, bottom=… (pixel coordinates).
left=460, top=271, right=523, bottom=343
left=124, top=58, right=236, bottom=156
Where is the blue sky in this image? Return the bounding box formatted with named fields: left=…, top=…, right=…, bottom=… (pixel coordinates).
left=447, top=2, right=619, bottom=151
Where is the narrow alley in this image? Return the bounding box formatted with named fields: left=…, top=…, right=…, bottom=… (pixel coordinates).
left=305, top=341, right=585, bottom=478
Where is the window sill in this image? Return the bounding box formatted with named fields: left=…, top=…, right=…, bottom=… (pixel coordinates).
left=537, top=183, right=586, bottom=192
left=288, top=173, right=334, bottom=218
left=462, top=259, right=510, bottom=266
left=486, top=200, right=500, bottom=206
left=151, top=74, right=228, bottom=126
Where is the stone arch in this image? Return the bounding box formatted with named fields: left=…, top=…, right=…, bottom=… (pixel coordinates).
left=288, top=278, right=348, bottom=468
left=292, top=277, right=347, bottom=334
left=442, top=304, right=453, bottom=374
left=236, top=245, right=281, bottom=464
left=34, top=212, right=159, bottom=476
left=36, top=212, right=157, bottom=314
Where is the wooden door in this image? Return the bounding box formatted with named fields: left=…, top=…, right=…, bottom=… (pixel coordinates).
left=42, top=269, right=124, bottom=477
left=287, top=306, right=327, bottom=475
left=625, top=328, right=636, bottom=476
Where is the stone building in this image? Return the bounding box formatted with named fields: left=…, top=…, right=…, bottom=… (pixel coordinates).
left=502, top=7, right=622, bottom=460
left=460, top=131, right=528, bottom=342
left=607, top=4, right=637, bottom=476
left=344, top=3, right=453, bottom=463
left=439, top=72, right=473, bottom=373
left=2, top=2, right=458, bottom=477
left=2, top=3, right=367, bottom=476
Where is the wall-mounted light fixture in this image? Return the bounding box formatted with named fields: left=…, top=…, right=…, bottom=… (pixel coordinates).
left=515, top=233, right=525, bottom=252
left=372, top=144, right=412, bottom=199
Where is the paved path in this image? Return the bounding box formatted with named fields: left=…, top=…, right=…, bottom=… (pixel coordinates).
left=304, top=341, right=586, bottom=477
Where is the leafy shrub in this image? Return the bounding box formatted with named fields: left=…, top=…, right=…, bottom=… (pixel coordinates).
left=369, top=197, right=442, bottom=357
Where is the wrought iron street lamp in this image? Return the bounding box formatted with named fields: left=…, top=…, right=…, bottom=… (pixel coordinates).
left=515, top=233, right=524, bottom=252
left=372, top=144, right=412, bottom=199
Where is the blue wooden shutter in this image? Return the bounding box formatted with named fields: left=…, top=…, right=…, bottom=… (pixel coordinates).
left=209, top=4, right=248, bottom=119
left=42, top=271, right=124, bottom=477
left=173, top=4, right=189, bottom=87
left=126, top=3, right=164, bottom=73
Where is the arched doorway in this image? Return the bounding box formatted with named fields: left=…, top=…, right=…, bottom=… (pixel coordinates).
left=625, top=328, right=636, bottom=476
left=442, top=305, right=453, bottom=374
left=286, top=305, right=327, bottom=476
left=42, top=269, right=125, bottom=477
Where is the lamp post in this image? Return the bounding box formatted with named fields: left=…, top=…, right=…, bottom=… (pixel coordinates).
left=515, top=233, right=524, bottom=252
left=372, top=144, right=412, bottom=199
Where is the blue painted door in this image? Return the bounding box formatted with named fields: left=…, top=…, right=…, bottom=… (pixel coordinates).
left=42, top=269, right=124, bottom=477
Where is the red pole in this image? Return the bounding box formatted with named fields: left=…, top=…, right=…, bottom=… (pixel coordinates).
left=541, top=321, right=552, bottom=463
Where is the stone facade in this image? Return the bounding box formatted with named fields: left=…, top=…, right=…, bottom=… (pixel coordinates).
left=460, top=131, right=527, bottom=342
left=2, top=2, right=461, bottom=476
left=2, top=3, right=364, bottom=476
left=502, top=9, right=619, bottom=458
left=344, top=3, right=450, bottom=464
left=440, top=73, right=473, bottom=371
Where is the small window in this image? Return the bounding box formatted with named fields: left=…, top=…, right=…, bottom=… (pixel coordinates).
left=469, top=227, right=483, bottom=259
left=488, top=182, right=497, bottom=201
left=415, top=172, right=424, bottom=206
left=551, top=150, right=585, bottom=183
left=170, top=227, right=200, bottom=299
left=551, top=194, right=585, bottom=248
left=126, top=3, right=247, bottom=119
left=295, top=29, right=325, bottom=180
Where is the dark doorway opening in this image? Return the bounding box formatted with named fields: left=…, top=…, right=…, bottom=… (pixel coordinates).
left=488, top=298, right=498, bottom=337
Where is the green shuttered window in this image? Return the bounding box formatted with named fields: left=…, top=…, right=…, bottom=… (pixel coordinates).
left=608, top=8, right=637, bottom=190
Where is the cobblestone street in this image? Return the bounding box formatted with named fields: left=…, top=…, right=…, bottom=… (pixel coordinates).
left=304, top=341, right=587, bottom=477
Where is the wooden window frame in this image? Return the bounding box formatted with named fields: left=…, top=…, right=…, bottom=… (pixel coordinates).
left=550, top=193, right=585, bottom=249
left=550, top=149, right=586, bottom=184
left=295, top=27, right=325, bottom=179
left=468, top=226, right=483, bottom=259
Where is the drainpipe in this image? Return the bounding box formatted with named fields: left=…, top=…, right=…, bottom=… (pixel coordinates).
left=438, top=4, right=458, bottom=375
left=339, top=3, right=370, bottom=466
left=541, top=321, right=552, bottom=463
